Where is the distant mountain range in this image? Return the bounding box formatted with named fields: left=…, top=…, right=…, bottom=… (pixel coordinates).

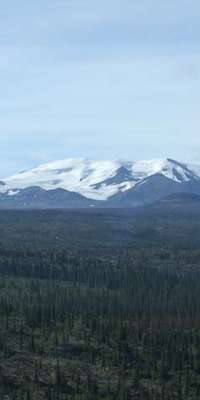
left=1, top=158, right=200, bottom=208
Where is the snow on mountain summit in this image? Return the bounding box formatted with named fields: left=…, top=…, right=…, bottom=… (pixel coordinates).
left=1, top=158, right=200, bottom=201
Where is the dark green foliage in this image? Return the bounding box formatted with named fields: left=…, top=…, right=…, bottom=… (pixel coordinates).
left=0, top=210, right=200, bottom=399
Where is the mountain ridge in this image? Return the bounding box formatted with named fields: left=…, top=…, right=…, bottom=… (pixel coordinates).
left=1, top=158, right=200, bottom=208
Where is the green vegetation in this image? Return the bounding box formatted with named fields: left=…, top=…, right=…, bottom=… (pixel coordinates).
left=0, top=209, right=200, bottom=399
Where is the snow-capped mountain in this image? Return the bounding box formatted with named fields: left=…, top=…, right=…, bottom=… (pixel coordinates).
left=0, top=158, right=200, bottom=208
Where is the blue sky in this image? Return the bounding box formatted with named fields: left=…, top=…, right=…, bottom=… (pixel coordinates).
left=1, top=0, right=200, bottom=175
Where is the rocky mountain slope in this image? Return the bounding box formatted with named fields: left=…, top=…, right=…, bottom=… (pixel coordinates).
left=1, top=158, right=200, bottom=208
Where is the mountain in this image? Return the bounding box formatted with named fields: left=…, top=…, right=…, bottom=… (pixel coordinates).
left=141, top=192, right=200, bottom=217
left=0, top=187, right=98, bottom=209
left=1, top=158, right=200, bottom=208
left=161, top=192, right=200, bottom=203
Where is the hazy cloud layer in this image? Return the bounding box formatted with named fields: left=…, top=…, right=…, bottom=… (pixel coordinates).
left=0, top=0, right=200, bottom=175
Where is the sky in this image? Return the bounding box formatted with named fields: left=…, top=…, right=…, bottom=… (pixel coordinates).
left=0, top=0, right=200, bottom=176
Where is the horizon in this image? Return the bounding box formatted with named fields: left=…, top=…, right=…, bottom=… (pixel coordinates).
left=1, top=3, right=200, bottom=398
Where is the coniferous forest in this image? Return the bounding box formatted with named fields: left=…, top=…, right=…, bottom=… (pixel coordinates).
left=1, top=207, right=200, bottom=399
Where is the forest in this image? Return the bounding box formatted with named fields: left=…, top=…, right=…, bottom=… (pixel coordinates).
left=0, top=207, right=200, bottom=399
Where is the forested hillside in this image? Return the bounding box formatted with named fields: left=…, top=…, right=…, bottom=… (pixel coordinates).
left=0, top=208, right=200, bottom=399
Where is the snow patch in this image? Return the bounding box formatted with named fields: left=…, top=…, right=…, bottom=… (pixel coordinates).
left=1, top=158, right=200, bottom=201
